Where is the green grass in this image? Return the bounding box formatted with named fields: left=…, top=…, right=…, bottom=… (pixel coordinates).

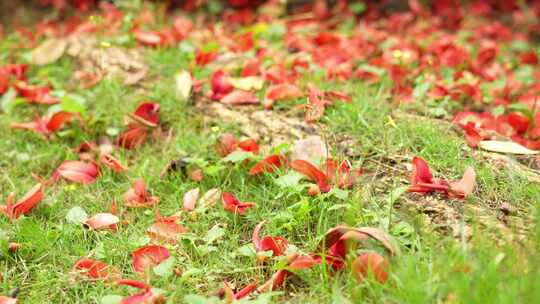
left=1, top=10, right=540, bottom=304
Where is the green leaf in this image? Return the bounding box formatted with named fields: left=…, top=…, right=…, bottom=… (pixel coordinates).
left=275, top=171, right=304, bottom=188
left=101, top=295, right=122, bottom=304
left=223, top=150, right=253, bottom=163
left=350, top=2, right=366, bottom=14
left=328, top=188, right=349, bottom=200
left=183, top=294, right=221, bottom=304
left=153, top=256, right=175, bottom=278
left=236, top=244, right=256, bottom=257
left=65, top=206, right=88, bottom=224
left=203, top=225, right=225, bottom=244
left=61, top=94, right=87, bottom=117
left=413, top=81, right=431, bottom=99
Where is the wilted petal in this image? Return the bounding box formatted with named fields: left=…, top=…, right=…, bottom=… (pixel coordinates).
left=183, top=188, right=200, bottom=211
left=85, top=213, right=119, bottom=230
left=100, top=153, right=127, bottom=173
left=265, top=84, right=303, bottom=108
left=124, top=179, right=159, bottom=208
left=132, top=245, right=170, bottom=272
left=133, top=30, right=165, bottom=46
left=216, top=133, right=238, bottom=157
left=211, top=70, right=234, bottom=101
left=291, top=136, right=327, bottom=162
left=199, top=188, right=221, bottom=208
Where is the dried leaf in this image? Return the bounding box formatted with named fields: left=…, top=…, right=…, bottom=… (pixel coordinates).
left=199, top=188, right=221, bottom=208
left=175, top=70, right=192, bottom=100
left=183, top=188, right=200, bottom=211
left=478, top=140, right=538, bottom=155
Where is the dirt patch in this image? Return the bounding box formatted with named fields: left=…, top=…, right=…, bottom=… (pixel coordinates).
left=66, top=35, right=148, bottom=86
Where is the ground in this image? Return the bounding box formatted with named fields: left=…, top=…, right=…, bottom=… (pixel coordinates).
left=1, top=1, right=540, bottom=303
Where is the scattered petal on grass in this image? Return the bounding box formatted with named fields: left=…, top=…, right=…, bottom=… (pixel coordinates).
left=249, top=154, right=287, bottom=175
left=129, top=102, right=160, bottom=128
left=5, top=183, right=44, bottom=220
left=12, top=111, right=73, bottom=136
left=14, top=81, right=59, bottom=104
left=222, top=192, right=256, bottom=215
left=448, top=167, right=476, bottom=199
left=116, top=279, right=165, bottom=304
left=124, top=179, right=159, bottom=208
left=252, top=221, right=288, bottom=256
left=183, top=188, right=200, bottom=211
left=199, top=188, right=221, bottom=208
left=0, top=296, right=17, bottom=304
left=352, top=252, right=389, bottom=283
left=100, top=153, right=127, bottom=173
left=147, top=218, right=187, bottom=243
left=117, top=127, right=149, bottom=150
left=238, top=139, right=260, bottom=154
left=291, top=159, right=330, bottom=192
left=478, top=140, right=539, bottom=155
left=216, top=133, right=238, bottom=157
left=211, top=70, right=233, bottom=101
left=73, top=258, right=120, bottom=281
left=85, top=213, right=119, bottom=231
left=133, top=29, right=165, bottom=46
left=132, top=245, right=170, bottom=273
left=52, top=160, right=99, bottom=184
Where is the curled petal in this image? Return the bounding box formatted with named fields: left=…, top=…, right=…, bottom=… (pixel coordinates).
left=46, top=111, right=73, bottom=132
left=252, top=221, right=288, bottom=256
left=183, top=188, right=200, bottom=211
left=249, top=154, right=287, bottom=176
left=352, top=252, right=389, bottom=283
left=73, top=258, right=120, bottom=281
left=288, top=255, right=321, bottom=270
left=410, top=156, right=433, bottom=185
left=6, top=183, right=43, bottom=220
left=85, top=213, right=119, bottom=230
left=53, top=160, right=99, bottom=184
left=117, top=127, right=148, bottom=149
left=100, top=153, right=127, bottom=173
left=132, top=245, right=170, bottom=273
left=291, top=159, right=330, bottom=192
left=130, top=102, right=160, bottom=128
left=222, top=192, right=255, bottom=215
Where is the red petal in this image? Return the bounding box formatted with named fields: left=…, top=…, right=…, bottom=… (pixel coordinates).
left=131, top=102, right=160, bottom=128
left=221, top=90, right=259, bottom=105
left=506, top=112, right=529, bottom=135
left=73, top=258, right=120, bottom=281
left=211, top=70, right=233, bottom=101
left=325, top=91, right=352, bottom=103
left=222, top=192, right=255, bottom=215
left=252, top=220, right=288, bottom=256
left=252, top=220, right=265, bottom=250
left=448, top=167, right=476, bottom=199
left=249, top=154, right=287, bottom=175
left=116, top=279, right=151, bottom=290
left=238, top=139, right=260, bottom=154
left=183, top=187, right=200, bottom=211
left=234, top=282, right=258, bottom=300
left=54, top=160, right=99, bottom=184
left=117, top=127, right=148, bottom=149
left=100, top=153, right=127, bottom=173
left=85, top=213, right=119, bottom=230
left=46, top=111, right=73, bottom=132
left=147, top=219, right=187, bottom=243
left=291, top=159, right=330, bottom=192
left=410, top=156, right=433, bottom=185
left=132, top=245, right=170, bottom=272
left=11, top=117, right=49, bottom=135
left=6, top=183, right=44, bottom=220
left=257, top=270, right=289, bottom=292
left=121, top=291, right=164, bottom=304
left=15, top=81, right=59, bottom=104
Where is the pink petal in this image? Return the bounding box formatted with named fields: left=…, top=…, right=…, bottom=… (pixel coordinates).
left=73, top=258, right=120, bottom=281
left=100, top=153, right=127, bottom=173
left=85, top=213, right=119, bottom=230
left=147, top=219, right=187, bottom=243
left=448, top=167, right=476, bottom=199
left=410, top=156, right=433, bottom=185
left=221, top=90, right=259, bottom=105
left=54, top=160, right=99, bottom=184
left=183, top=188, right=200, bottom=211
